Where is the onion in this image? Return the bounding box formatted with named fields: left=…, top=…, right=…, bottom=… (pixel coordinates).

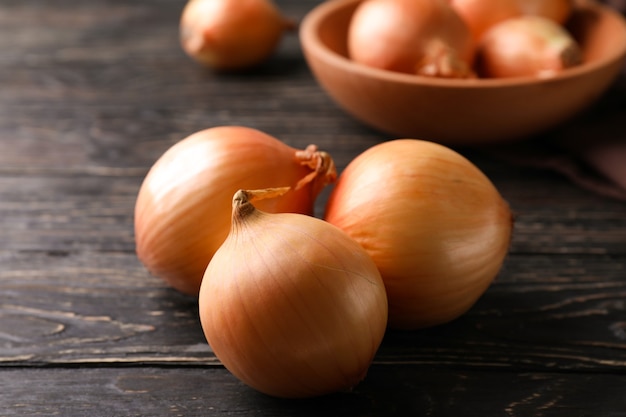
left=179, top=0, right=294, bottom=70
left=347, top=0, right=475, bottom=78
left=449, top=0, right=574, bottom=40
left=199, top=188, right=388, bottom=398
left=324, top=140, right=513, bottom=330
left=449, top=0, right=520, bottom=40
left=476, top=15, right=582, bottom=79
left=518, top=0, right=574, bottom=25
left=134, top=126, right=336, bottom=296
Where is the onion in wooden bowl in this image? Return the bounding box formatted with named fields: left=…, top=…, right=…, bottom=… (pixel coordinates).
left=300, top=0, right=626, bottom=145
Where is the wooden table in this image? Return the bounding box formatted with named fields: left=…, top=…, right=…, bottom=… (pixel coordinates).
left=2, top=0, right=626, bottom=415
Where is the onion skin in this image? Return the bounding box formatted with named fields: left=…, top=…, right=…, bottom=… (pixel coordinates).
left=449, top=0, right=520, bottom=41
left=134, top=126, right=336, bottom=296
left=518, top=0, right=574, bottom=25
left=348, top=0, right=475, bottom=78
left=477, top=16, right=582, bottom=79
left=449, top=0, right=574, bottom=40
left=324, top=140, right=513, bottom=330
left=179, top=0, right=294, bottom=70
left=199, top=189, right=388, bottom=398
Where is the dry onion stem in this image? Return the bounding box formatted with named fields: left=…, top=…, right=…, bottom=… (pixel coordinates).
left=199, top=188, right=388, bottom=398
left=134, top=126, right=336, bottom=296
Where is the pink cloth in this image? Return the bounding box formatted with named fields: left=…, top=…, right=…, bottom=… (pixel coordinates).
left=484, top=137, right=626, bottom=201
left=482, top=4, right=626, bottom=201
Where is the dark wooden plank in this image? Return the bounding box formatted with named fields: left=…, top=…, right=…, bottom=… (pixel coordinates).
left=2, top=170, right=624, bottom=255
left=0, top=176, right=139, bottom=253
left=1, top=366, right=625, bottom=416
left=2, top=249, right=625, bottom=372
left=1, top=1, right=626, bottom=414
left=0, top=250, right=208, bottom=366
left=4, top=0, right=622, bottom=182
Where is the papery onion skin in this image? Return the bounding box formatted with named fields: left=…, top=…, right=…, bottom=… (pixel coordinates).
left=199, top=189, right=388, bottom=398
left=348, top=0, right=475, bottom=78
left=476, top=15, right=582, bottom=79
left=324, top=140, right=513, bottom=330
left=134, top=126, right=336, bottom=296
left=180, top=0, right=294, bottom=70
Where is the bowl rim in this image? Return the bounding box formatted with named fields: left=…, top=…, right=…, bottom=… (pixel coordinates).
left=300, top=0, right=626, bottom=89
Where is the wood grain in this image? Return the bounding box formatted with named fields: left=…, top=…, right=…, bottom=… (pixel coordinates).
left=2, top=251, right=625, bottom=370
left=1, top=367, right=625, bottom=417
left=1, top=0, right=625, bottom=414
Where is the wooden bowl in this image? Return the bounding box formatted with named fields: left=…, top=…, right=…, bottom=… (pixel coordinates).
left=300, top=0, right=626, bottom=145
